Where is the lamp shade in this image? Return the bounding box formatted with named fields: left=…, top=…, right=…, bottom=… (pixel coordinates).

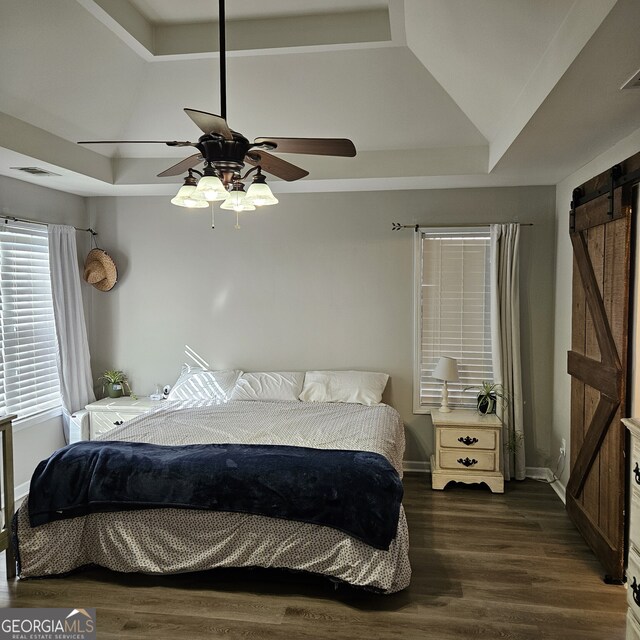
left=246, top=181, right=278, bottom=207
left=171, top=184, right=208, bottom=208
left=432, top=356, right=459, bottom=382
left=220, top=187, right=256, bottom=212
left=194, top=175, right=228, bottom=202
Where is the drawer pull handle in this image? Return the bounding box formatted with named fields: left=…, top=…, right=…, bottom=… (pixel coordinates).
left=458, top=436, right=479, bottom=446
left=634, top=462, right=640, bottom=485
left=632, top=577, right=640, bottom=607
left=113, top=420, right=124, bottom=426
left=457, top=457, right=478, bottom=467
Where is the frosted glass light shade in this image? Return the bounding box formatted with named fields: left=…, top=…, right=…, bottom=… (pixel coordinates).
left=220, top=189, right=256, bottom=212
left=246, top=182, right=278, bottom=207
left=171, top=184, right=208, bottom=208
left=433, top=356, right=459, bottom=382
left=195, top=175, right=227, bottom=201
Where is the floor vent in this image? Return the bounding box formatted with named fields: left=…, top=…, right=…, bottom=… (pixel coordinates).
left=621, top=68, right=640, bottom=90
left=10, top=166, right=61, bottom=176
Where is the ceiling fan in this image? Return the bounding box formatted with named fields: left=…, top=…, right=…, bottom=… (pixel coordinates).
left=78, top=0, right=356, bottom=213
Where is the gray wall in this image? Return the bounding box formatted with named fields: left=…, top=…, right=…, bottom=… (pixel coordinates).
left=0, top=175, right=88, bottom=487
left=89, top=186, right=555, bottom=466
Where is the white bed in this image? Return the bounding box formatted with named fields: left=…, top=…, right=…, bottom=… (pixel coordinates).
left=15, top=399, right=411, bottom=593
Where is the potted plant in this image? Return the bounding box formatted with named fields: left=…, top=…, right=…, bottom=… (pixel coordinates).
left=464, top=381, right=508, bottom=415
left=99, top=370, right=131, bottom=399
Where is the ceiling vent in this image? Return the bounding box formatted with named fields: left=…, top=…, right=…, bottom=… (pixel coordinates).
left=10, top=166, right=61, bottom=176
left=621, top=68, right=640, bottom=90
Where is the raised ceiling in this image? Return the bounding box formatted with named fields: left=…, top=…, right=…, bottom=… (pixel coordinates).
left=0, top=0, right=638, bottom=197
left=129, top=0, right=389, bottom=23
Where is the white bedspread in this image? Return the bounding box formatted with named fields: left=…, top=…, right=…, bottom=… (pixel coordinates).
left=15, top=400, right=411, bottom=593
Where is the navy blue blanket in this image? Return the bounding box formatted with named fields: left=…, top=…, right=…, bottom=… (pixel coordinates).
left=28, top=441, right=403, bottom=550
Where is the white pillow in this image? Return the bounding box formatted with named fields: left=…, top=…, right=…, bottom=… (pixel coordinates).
left=167, top=366, right=242, bottom=402
left=299, top=370, right=389, bottom=406
left=230, top=372, right=304, bottom=402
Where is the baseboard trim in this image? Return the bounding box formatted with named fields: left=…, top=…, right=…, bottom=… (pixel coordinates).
left=549, top=476, right=567, bottom=504
left=403, top=460, right=430, bottom=474
left=525, top=466, right=566, bottom=504
left=1, top=480, right=30, bottom=521
left=15, top=480, right=29, bottom=508
left=403, top=461, right=566, bottom=503
left=525, top=466, right=551, bottom=480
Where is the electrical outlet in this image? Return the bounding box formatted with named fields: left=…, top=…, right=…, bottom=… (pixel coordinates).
left=560, top=438, right=567, bottom=457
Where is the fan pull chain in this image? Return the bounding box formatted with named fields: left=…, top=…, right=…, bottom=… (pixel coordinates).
left=211, top=204, right=215, bottom=229
left=235, top=211, right=241, bottom=230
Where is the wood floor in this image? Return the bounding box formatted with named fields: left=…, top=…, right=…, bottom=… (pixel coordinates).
left=2, top=476, right=628, bottom=639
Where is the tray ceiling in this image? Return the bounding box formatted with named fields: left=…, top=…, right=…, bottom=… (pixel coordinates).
left=0, top=0, right=638, bottom=197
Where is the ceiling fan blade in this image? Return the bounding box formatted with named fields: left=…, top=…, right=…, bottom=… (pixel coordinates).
left=184, top=108, right=233, bottom=140
left=157, top=153, right=203, bottom=178
left=78, top=140, right=196, bottom=147
left=253, top=137, right=356, bottom=157
left=245, top=151, right=309, bottom=182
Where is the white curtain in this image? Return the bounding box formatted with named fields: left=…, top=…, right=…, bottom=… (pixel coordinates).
left=48, top=225, right=95, bottom=442
left=490, top=223, right=524, bottom=481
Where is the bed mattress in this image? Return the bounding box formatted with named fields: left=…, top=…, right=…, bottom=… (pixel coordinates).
left=14, top=400, right=411, bottom=593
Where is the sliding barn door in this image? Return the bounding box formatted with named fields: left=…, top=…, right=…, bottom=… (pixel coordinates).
left=567, top=159, right=637, bottom=583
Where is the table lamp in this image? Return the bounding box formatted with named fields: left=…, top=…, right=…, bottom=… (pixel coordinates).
left=432, top=356, right=459, bottom=413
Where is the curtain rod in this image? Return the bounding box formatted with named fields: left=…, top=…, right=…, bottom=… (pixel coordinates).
left=392, top=222, right=533, bottom=232
left=1, top=214, right=97, bottom=236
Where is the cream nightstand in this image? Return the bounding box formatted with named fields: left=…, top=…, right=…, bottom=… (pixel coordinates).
left=431, top=408, right=504, bottom=493
left=85, top=397, right=162, bottom=440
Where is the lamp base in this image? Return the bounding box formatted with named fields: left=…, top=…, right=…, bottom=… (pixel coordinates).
left=437, top=380, right=454, bottom=413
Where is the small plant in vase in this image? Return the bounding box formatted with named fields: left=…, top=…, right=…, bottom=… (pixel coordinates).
left=98, top=369, right=131, bottom=399
left=464, top=381, right=508, bottom=415
left=465, top=382, right=522, bottom=456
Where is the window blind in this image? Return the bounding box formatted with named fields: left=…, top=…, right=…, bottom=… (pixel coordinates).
left=0, top=221, right=61, bottom=419
left=416, top=228, right=493, bottom=410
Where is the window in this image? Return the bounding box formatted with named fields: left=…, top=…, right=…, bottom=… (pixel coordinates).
left=0, top=221, right=60, bottom=421
left=414, top=227, right=493, bottom=412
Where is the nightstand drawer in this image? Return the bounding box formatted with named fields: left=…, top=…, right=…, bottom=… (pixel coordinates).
left=91, top=411, right=141, bottom=438
left=630, top=437, right=640, bottom=497
left=439, top=450, right=496, bottom=472
left=630, top=487, right=640, bottom=554
left=628, top=610, right=640, bottom=640
left=86, top=397, right=161, bottom=440
left=440, top=428, right=496, bottom=450
left=627, top=548, right=640, bottom=618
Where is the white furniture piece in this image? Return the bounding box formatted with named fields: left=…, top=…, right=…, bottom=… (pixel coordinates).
left=623, top=418, right=640, bottom=638
left=86, top=397, right=161, bottom=440
left=431, top=408, right=504, bottom=493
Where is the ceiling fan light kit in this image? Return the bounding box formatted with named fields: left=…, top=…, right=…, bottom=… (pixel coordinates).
left=220, top=182, right=256, bottom=213
left=193, top=170, right=227, bottom=202
left=246, top=170, right=279, bottom=207
left=170, top=171, right=209, bottom=209
left=78, top=0, right=356, bottom=228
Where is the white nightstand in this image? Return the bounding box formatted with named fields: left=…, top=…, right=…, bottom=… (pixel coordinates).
left=431, top=408, right=504, bottom=493
left=85, top=397, right=162, bottom=440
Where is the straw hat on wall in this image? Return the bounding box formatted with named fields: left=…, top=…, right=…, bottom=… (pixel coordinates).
left=83, top=248, right=117, bottom=291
